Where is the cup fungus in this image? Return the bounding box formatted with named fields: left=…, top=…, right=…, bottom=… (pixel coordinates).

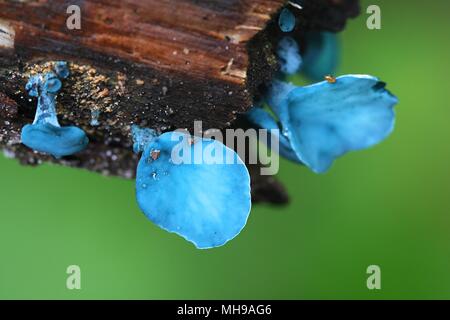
left=248, top=76, right=397, bottom=173
left=246, top=22, right=398, bottom=174
left=21, top=62, right=89, bottom=158
left=134, top=131, right=251, bottom=249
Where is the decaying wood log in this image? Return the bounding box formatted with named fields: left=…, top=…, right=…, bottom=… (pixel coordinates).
left=0, top=0, right=359, bottom=204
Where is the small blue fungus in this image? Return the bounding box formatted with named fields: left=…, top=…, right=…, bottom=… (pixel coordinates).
left=90, top=109, right=101, bottom=127
left=25, top=75, right=41, bottom=98
left=247, top=75, right=398, bottom=173
left=302, top=32, right=340, bottom=81
left=277, top=37, right=303, bottom=75
left=131, top=124, right=158, bottom=153
left=54, top=61, right=70, bottom=79
left=21, top=63, right=89, bottom=158
left=135, top=131, right=251, bottom=249
left=278, top=8, right=295, bottom=33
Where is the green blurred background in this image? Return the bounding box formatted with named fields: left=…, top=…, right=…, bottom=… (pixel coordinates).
left=0, top=0, right=449, bottom=299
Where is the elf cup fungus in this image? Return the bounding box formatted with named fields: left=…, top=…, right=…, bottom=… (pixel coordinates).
left=248, top=76, right=397, bottom=173
left=134, top=130, right=251, bottom=249
left=246, top=22, right=398, bottom=174
left=21, top=62, right=89, bottom=158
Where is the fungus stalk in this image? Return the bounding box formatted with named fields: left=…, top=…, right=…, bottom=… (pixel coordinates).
left=29, top=74, right=60, bottom=128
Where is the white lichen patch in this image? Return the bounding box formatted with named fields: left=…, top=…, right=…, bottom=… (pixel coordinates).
left=0, top=19, right=15, bottom=49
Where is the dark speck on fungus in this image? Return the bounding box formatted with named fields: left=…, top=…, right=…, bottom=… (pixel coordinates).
left=150, top=149, right=160, bottom=160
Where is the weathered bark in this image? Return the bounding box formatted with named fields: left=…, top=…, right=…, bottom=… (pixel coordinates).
left=0, top=0, right=359, bottom=204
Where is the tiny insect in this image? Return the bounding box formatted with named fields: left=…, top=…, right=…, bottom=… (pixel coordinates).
left=325, top=75, right=337, bottom=84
